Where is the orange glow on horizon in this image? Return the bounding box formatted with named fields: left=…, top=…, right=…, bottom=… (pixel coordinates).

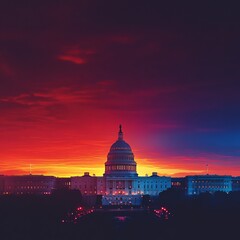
left=1, top=154, right=239, bottom=177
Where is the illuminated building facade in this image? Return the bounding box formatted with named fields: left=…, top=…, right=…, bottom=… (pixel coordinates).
left=70, top=126, right=171, bottom=205
left=0, top=175, right=4, bottom=194
left=171, top=177, right=187, bottom=191
left=100, top=126, right=171, bottom=205
left=1, top=175, right=55, bottom=195
left=55, top=177, right=71, bottom=190
left=71, top=172, right=97, bottom=195
left=186, top=175, right=232, bottom=195
left=232, top=177, right=240, bottom=192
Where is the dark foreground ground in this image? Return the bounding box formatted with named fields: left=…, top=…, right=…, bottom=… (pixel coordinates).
left=0, top=189, right=240, bottom=240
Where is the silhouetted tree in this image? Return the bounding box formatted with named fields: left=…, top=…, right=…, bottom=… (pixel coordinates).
left=158, top=188, right=185, bottom=209
left=142, top=194, right=150, bottom=207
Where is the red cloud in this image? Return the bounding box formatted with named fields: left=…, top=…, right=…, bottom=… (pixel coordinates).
left=0, top=87, right=99, bottom=108
left=57, top=47, right=96, bottom=64
left=58, top=55, right=86, bottom=64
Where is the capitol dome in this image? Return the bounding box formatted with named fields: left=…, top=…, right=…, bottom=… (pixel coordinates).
left=104, top=125, right=137, bottom=177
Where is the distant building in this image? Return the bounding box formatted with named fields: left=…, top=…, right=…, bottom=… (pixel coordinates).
left=0, top=175, right=4, bottom=194
left=71, top=172, right=97, bottom=195
left=171, top=177, right=187, bottom=192
left=232, top=177, right=240, bottom=192
left=137, top=173, right=171, bottom=196
left=2, top=175, right=55, bottom=195
left=186, top=175, right=232, bottom=195
left=55, top=177, right=71, bottom=190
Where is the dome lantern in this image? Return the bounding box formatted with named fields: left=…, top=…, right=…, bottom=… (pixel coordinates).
left=118, top=124, right=123, bottom=140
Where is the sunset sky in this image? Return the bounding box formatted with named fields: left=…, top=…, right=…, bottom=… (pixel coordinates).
left=0, top=1, right=240, bottom=177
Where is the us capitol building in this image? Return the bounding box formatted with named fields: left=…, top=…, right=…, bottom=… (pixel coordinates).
left=1, top=125, right=236, bottom=206
left=71, top=125, right=171, bottom=206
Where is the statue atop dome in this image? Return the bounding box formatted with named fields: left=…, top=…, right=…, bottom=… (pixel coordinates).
left=118, top=124, right=123, bottom=140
